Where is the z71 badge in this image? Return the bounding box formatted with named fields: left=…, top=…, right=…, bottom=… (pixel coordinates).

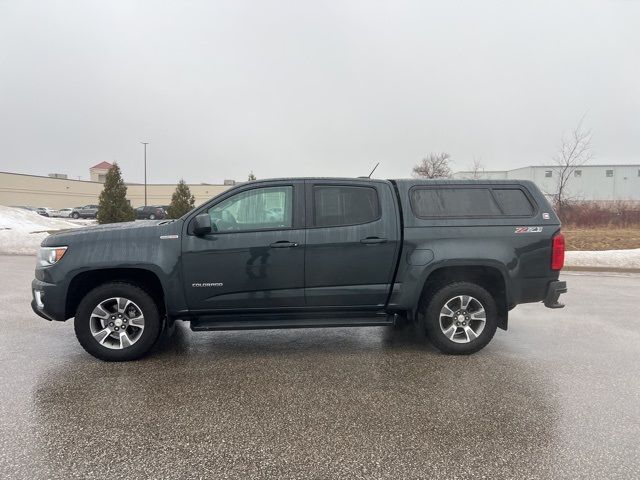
left=515, top=227, right=543, bottom=233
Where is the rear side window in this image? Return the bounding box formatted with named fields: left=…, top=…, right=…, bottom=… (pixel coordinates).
left=313, top=185, right=379, bottom=227
left=410, top=188, right=502, bottom=218
left=492, top=188, right=535, bottom=216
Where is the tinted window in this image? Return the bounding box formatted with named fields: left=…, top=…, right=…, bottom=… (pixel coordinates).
left=492, top=189, right=535, bottom=216
left=314, top=186, right=379, bottom=227
left=410, top=188, right=502, bottom=217
left=208, top=186, right=293, bottom=232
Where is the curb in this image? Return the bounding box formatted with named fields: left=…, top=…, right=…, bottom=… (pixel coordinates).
left=563, top=266, right=640, bottom=273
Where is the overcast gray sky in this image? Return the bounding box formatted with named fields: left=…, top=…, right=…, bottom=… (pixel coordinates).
left=1, top=0, right=638, bottom=184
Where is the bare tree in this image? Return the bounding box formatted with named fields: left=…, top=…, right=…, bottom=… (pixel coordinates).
left=552, top=119, right=593, bottom=215
left=469, top=157, right=484, bottom=179
left=412, top=152, right=452, bottom=179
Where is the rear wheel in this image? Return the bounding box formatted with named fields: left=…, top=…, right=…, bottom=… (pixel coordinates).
left=421, top=282, right=498, bottom=355
left=74, top=282, right=162, bottom=361
left=72, top=212, right=79, bottom=219
left=149, top=213, right=156, bottom=220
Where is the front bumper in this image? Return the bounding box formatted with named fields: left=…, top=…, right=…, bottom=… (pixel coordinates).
left=31, top=278, right=67, bottom=321
left=31, top=298, right=53, bottom=320
left=544, top=280, right=567, bottom=309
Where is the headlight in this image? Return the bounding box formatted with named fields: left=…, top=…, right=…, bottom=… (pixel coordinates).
left=37, top=246, right=68, bottom=266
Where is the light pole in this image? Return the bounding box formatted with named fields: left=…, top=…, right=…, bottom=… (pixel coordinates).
left=140, top=141, right=149, bottom=206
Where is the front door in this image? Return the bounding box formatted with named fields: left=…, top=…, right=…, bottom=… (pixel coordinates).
left=182, top=181, right=305, bottom=313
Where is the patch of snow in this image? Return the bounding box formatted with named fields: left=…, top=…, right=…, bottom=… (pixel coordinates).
left=0, top=206, right=92, bottom=255
left=565, top=249, right=640, bottom=269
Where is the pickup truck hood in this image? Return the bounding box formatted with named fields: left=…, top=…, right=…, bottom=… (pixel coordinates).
left=42, top=220, right=181, bottom=246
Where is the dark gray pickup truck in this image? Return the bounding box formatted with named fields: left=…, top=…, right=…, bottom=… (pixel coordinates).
left=31, top=178, right=567, bottom=361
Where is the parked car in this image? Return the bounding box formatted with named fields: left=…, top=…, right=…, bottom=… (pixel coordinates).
left=71, top=205, right=99, bottom=219
left=135, top=205, right=167, bottom=220
left=55, top=208, right=74, bottom=218
left=31, top=178, right=567, bottom=361
left=35, top=207, right=55, bottom=217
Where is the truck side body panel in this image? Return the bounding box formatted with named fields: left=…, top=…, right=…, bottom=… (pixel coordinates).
left=389, top=179, right=561, bottom=311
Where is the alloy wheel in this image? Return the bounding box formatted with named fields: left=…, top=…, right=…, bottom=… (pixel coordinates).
left=89, top=297, right=145, bottom=350
left=439, top=295, right=486, bottom=343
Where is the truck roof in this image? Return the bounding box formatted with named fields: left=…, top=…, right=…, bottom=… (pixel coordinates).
left=243, top=177, right=534, bottom=185
left=242, top=177, right=540, bottom=195
left=243, top=177, right=384, bottom=183
left=391, top=178, right=538, bottom=188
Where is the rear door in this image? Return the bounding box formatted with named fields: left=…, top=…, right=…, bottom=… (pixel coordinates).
left=304, top=180, right=400, bottom=308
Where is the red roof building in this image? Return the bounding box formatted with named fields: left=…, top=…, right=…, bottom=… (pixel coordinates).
left=90, top=161, right=113, bottom=170
left=89, top=161, right=114, bottom=183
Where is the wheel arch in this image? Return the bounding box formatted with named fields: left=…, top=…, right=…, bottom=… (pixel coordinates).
left=416, top=263, right=509, bottom=330
left=65, top=268, right=166, bottom=319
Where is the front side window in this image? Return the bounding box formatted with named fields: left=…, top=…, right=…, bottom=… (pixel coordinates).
left=313, top=185, right=379, bottom=227
left=208, top=186, right=293, bottom=232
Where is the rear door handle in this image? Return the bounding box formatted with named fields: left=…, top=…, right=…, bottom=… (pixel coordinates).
left=360, top=237, right=387, bottom=244
left=270, top=241, right=299, bottom=248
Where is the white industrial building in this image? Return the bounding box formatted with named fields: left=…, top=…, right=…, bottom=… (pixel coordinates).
left=452, top=164, right=640, bottom=202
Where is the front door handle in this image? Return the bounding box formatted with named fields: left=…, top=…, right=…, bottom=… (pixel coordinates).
left=360, top=237, right=387, bottom=244
left=270, top=241, right=299, bottom=248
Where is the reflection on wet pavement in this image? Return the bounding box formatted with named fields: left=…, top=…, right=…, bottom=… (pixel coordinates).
left=1, top=257, right=638, bottom=479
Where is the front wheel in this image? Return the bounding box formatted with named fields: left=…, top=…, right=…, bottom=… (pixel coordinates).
left=74, top=282, right=162, bottom=361
left=148, top=214, right=156, bottom=220
left=72, top=212, right=79, bottom=219
left=422, top=282, right=498, bottom=355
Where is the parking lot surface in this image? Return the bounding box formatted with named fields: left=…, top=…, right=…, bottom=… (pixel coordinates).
left=1, top=254, right=638, bottom=479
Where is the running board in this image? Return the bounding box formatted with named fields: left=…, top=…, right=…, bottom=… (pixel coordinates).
left=190, top=313, right=394, bottom=331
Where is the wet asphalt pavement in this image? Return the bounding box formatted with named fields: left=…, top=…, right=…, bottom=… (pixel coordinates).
left=0, top=255, right=638, bottom=479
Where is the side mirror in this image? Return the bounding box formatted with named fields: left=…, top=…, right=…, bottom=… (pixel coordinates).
left=193, top=213, right=212, bottom=236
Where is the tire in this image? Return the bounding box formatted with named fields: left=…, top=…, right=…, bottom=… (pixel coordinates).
left=149, top=214, right=156, bottom=220
left=74, top=282, right=162, bottom=361
left=72, top=212, right=79, bottom=219
left=421, top=281, right=498, bottom=355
